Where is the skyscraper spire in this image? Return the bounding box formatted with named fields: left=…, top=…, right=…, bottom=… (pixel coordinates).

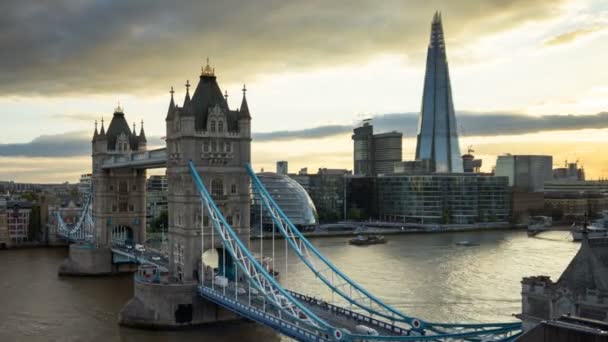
left=415, top=12, right=463, bottom=173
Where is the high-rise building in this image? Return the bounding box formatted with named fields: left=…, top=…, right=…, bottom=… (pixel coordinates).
left=352, top=121, right=402, bottom=176
left=352, top=121, right=375, bottom=176
left=415, top=12, right=463, bottom=173
left=276, top=161, right=288, bottom=176
left=495, top=155, right=553, bottom=192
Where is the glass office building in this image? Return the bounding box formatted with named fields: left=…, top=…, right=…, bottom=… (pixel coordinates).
left=377, top=174, right=510, bottom=224
left=252, top=173, right=318, bottom=230
left=415, top=12, right=463, bottom=173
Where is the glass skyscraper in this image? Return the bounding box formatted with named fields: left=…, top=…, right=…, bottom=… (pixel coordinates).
left=415, top=12, right=463, bottom=173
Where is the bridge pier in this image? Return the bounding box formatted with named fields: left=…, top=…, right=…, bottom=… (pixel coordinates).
left=58, top=244, right=136, bottom=276
left=119, top=278, right=238, bottom=329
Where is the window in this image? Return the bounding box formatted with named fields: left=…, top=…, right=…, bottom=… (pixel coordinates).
left=132, top=184, right=137, bottom=191
left=119, top=181, right=127, bottom=193
left=211, top=178, right=224, bottom=198
left=231, top=184, right=237, bottom=194
left=226, top=215, right=233, bottom=225
left=210, top=120, right=216, bottom=132
left=226, top=142, right=232, bottom=153
left=218, top=121, right=223, bottom=132
left=203, top=141, right=209, bottom=152
left=211, top=141, right=216, bottom=152
left=129, top=204, right=134, bottom=212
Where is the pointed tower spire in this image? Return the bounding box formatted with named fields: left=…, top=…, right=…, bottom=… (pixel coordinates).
left=132, top=121, right=137, bottom=135
left=239, top=84, right=251, bottom=120
left=183, top=80, right=191, bottom=107
left=139, top=119, right=147, bottom=142
left=99, top=117, right=106, bottom=136
left=166, top=86, right=176, bottom=121
left=94, top=120, right=99, bottom=136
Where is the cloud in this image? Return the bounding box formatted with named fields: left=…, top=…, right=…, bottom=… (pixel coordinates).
left=253, top=111, right=608, bottom=141
left=0, top=0, right=567, bottom=96
left=544, top=25, right=606, bottom=46
left=52, top=113, right=104, bottom=122
left=4, top=111, right=607, bottom=157
left=0, top=131, right=165, bottom=157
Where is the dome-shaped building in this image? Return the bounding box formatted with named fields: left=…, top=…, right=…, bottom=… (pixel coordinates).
left=252, top=173, right=318, bottom=231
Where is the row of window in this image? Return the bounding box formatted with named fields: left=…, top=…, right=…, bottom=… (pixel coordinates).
left=202, top=141, right=232, bottom=153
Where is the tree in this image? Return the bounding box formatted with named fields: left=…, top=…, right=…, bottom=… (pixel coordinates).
left=150, top=210, right=168, bottom=232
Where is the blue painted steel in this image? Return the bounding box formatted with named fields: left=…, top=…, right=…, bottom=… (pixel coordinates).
left=192, top=161, right=522, bottom=340
left=199, top=287, right=331, bottom=342
left=248, top=163, right=522, bottom=334
left=188, top=161, right=335, bottom=335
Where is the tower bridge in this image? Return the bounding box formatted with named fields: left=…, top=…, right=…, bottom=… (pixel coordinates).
left=55, top=60, right=522, bottom=340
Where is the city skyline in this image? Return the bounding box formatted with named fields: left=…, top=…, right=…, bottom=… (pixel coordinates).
left=1, top=0, right=608, bottom=182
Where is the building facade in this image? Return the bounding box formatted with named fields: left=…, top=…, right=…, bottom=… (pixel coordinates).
left=352, top=121, right=402, bottom=176
left=6, top=202, right=33, bottom=245
left=292, top=168, right=351, bottom=223
left=276, top=161, right=288, bottom=176
left=520, top=236, right=608, bottom=330
left=415, top=12, right=463, bottom=173
left=495, top=155, right=553, bottom=192
left=164, top=62, right=251, bottom=283
left=377, top=174, right=510, bottom=224
left=0, top=198, right=8, bottom=248
left=252, top=173, right=317, bottom=230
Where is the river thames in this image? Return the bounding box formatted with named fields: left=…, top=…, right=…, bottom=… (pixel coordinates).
left=0, top=230, right=579, bottom=341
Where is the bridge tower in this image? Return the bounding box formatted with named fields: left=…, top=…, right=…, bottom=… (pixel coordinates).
left=119, top=62, right=250, bottom=328
left=164, top=61, right=251, bottom=283
left=92, top=106, right=148, bottom=246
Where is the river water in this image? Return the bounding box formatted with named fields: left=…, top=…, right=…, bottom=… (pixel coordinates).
left=0, top=230, right=579, bottom=341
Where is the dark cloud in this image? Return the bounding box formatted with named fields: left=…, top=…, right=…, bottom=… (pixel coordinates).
left=253, top=111, right=608, bottom=141
left=0, top=0, right=566, bottom=96
left=4, top=111, right=606, bottom=157
left=0, top=131, right=164, bottom=157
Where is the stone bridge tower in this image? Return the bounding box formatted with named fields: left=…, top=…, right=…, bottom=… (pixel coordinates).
left=91, top=106, right=148, bottom=246
left=165, top=62, right=251, bottom=283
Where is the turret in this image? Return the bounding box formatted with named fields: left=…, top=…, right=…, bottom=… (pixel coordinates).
left=238, top=84, right=251, bottom=139
left=138, top=120, right=147, bottom=150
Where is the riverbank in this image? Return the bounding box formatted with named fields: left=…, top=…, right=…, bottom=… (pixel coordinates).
left=252, top=223, right=522, bottom=240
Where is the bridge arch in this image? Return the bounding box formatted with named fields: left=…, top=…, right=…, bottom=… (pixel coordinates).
left=111, top=225, right=134, bottom=246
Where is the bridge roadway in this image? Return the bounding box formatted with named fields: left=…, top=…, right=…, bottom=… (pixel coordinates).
left=199, top=280, right=416, bottom=339
left=111, top=243, right=169, bottom=272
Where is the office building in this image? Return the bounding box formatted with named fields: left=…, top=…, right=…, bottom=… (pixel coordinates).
left=553, top=160, right=585, bottom=181
left=377, top=174, right=510, bottom=224
left=352, top=121, right=402, bottom=176
left=495, top=155, right=553, bottom=192
left=276, top=161, right=288, bottom=176
left=415, top=12, right=463, bottom=173
left=0, top=198, right=8, bottom=248
left=6, top=201, right=33, bottom=245
left=462, top=148, right=482, bottom=173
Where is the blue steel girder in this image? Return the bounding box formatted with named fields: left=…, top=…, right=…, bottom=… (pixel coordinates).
left=190, top=161, right=522, bottom=341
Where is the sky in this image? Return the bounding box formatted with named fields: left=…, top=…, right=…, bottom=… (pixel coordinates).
left=1, top=0, right=607, bottom=183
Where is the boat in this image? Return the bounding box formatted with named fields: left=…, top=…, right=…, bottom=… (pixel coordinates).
left=571, top=212, right=608, bottom=241
left=455, top=240, right=479, bottom=247
left=571, top=223, right=608, bottom=241
left=349, top=235, right=386, bottom=246
left=527, top=216, right=552, bottom=236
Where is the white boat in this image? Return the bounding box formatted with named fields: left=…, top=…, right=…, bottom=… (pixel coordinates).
left=571, top=212, right=608, bottom=241
left=571, top=224, right=608, bottom=241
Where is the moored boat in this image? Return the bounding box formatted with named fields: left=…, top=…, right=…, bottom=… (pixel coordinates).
left=349, top=235, right=386, bottom=246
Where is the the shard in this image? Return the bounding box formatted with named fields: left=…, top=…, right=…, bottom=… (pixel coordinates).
left=415, top=12, right=463, bottom=173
